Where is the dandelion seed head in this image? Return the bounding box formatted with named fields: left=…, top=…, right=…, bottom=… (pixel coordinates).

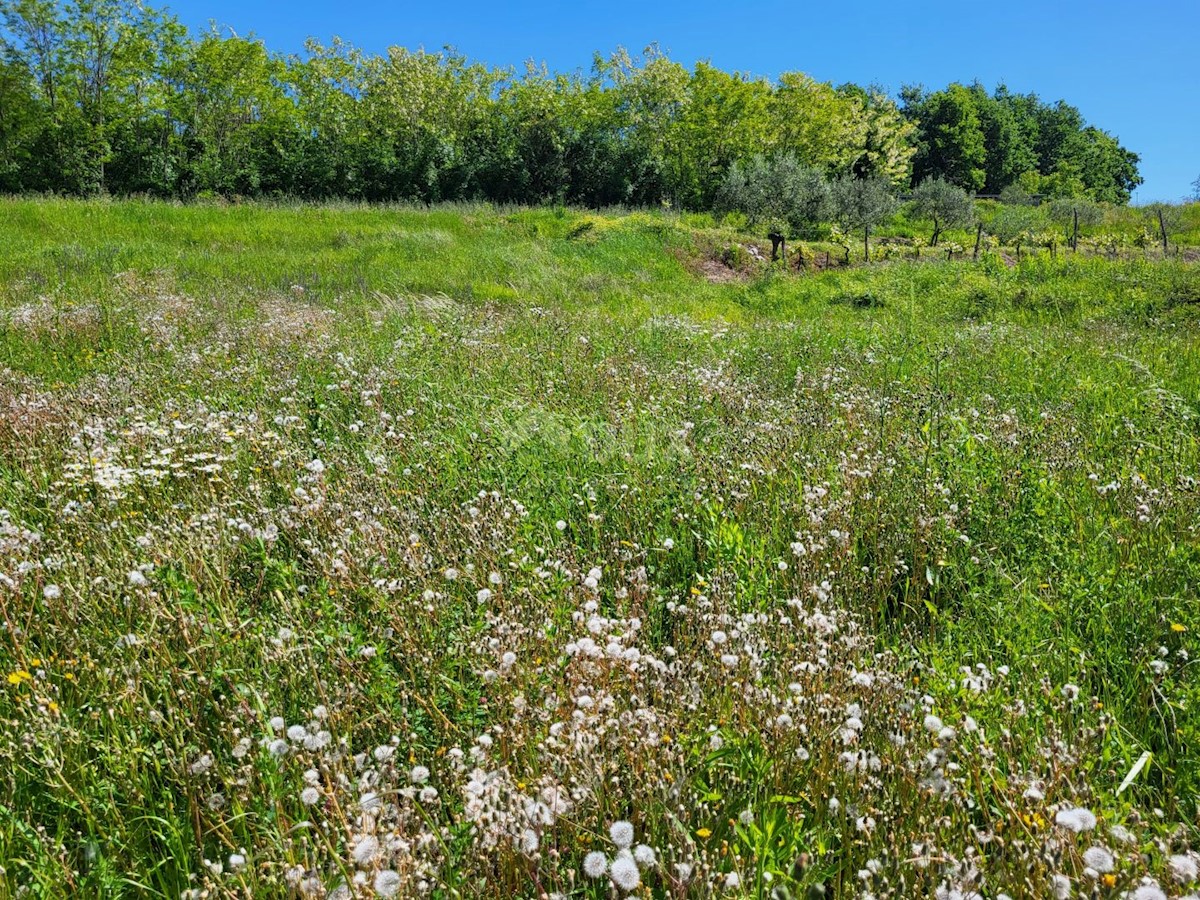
left=1083, top=846, right=1114, bottom=874
left=610, top=854, right=640, bottom=891
left=633, top=844, right=656, bottom=868
left=373, top=869, right=401, bottom=897
left=352, top=835, right=380, bottom=867
left=583, top=851, right=608, bottom=878
left=609, top=820, right=635, bottom=848
left=1055, top=807, right=1097, bottom=833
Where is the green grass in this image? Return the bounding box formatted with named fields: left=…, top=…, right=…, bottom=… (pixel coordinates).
left=0, top=198, right=1198, bottom=899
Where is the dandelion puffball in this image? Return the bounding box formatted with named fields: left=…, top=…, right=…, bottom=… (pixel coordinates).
left=609, top=854, right=640, bottom=891
left=1055, top=807, right=1097, bottom=833
left=1083, top=846, right=1114, bottom=874
left=609, top=820, right=635, bottom=848
left=582, top=851, right=608, bottom=879
left=633, top=844, right=656, bottom=868
left=373, top=869, right=401, bottom=898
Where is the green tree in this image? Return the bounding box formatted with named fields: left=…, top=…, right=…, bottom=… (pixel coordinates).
left=0, top=54, right=40, bottom=190
left=910, top=176, right=974, bottom=246
left=848, top=86, right=916, bottom=185
left=770, top=71, right=862, bottom=173
left=906, top=83, right=987, bottom=191
left=716, top=153, right=830, bottom=236
left=831, top=175, right=897, bottom=260
left=671, top=62, right=772, bottom=209
left=594, top=46, right=689, bottom=206
left=972, top=83, right=1036, bottom=193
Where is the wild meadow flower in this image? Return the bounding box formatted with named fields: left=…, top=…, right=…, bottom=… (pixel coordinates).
left=43, top=584, right=60, bottom=600
left=373, top=869, right=401, bottom=898
left=1083, top=846, right=1114, bottom=873
left=300, top=787, right=320, bottom=805
left=583, top=851, right=608, bottom=878
left=1055, top=807, right=1097, bottom=833
left=609, top=820, right=634, bottom=848
left=410, top=765, right=430, bottom=784
left=610, top=853, right=640, bottom=891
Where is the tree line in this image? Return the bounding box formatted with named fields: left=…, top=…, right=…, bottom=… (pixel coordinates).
left=0, top=0, right=1143, bottom=207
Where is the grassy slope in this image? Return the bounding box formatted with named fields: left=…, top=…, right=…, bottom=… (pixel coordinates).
left=0, top=199, right=1199, bottom=898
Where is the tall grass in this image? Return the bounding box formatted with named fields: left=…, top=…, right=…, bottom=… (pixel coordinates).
left=0, top=199, right=1198, bottom=898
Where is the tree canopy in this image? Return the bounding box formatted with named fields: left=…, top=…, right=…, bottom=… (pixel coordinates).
left=0, top=1, right=1143, bottom=205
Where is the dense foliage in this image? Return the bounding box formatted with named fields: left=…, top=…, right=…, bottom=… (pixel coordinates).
left=0, top=0, right=1143, bottom=205
left=901, top=82, right=1143, bottom=203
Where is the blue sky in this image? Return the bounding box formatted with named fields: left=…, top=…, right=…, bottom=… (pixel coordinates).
left=166, top=0, right=1198, bottom=202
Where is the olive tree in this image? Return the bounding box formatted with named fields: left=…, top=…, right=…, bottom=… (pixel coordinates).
left=910, top=176, right=975, bottom=246
left=716, top=153, right=831, bottom=237
left=987, top=203, right=1046, bottom=258
left=831, top=175, right=897, bottom=260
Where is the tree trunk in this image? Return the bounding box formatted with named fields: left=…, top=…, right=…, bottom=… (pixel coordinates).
left=931, top=217, right=940, bottom=247
left=1072, top=208, right=1079, bottom=252
left=973, top=223, right=983, bottom=260
left=1158, top=208, right=1169, bottom=254
left=863, top=226, right=870, bottom=263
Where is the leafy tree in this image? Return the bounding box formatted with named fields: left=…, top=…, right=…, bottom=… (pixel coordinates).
left=0, top=54, right=40, bottom=190
left=972, top=82, right=1036, bottom=193
left=846, top=85, right=915, bottom=185
left=910, top=176, right=974, bottom=246
left=671, top=62, right=773, bottom=209
left=906, top=83, right=987, bottom=191
left=770, top=72, right=863, bottom=173
left=716, top=153, right=829, bottom=236
left=831, top=175, right=897, bottom=260
left=1192, top=174, right=1199, bottom=202
left=594, top=46, right=688, bottom=206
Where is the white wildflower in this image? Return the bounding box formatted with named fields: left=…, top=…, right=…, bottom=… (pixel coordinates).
left=583, top=851, right=608, bottom=878
left=609, top=820, right=634, bottom=848
left=1055, top=807, right=1097, bottom=833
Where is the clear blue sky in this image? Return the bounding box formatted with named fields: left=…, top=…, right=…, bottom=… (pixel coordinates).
left=165, top=0, right=1198, bottom=202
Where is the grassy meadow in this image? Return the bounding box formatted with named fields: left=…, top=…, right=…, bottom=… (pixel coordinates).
left=1, top=198, right=1199, bottom=899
